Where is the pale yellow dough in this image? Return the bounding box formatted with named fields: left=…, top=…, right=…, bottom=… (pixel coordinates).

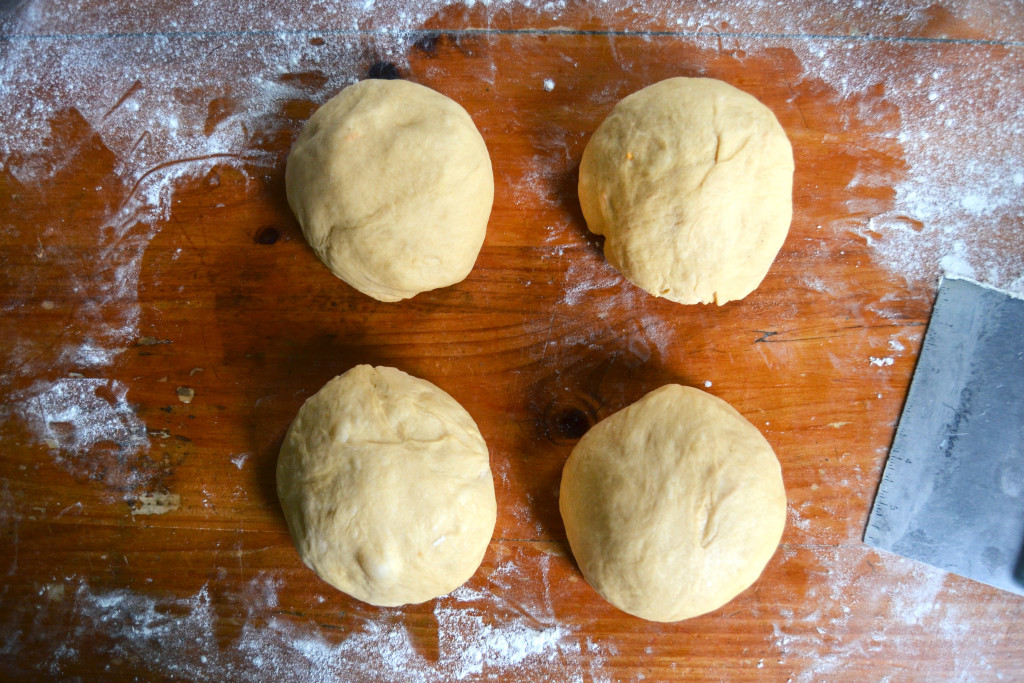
left=276, top=365, right=496, bottom=606
left=559, top=385, right=786, bottom=622
left=578, top=77, right=794, bottom=305
left=285, top=79, right=493, bottom=302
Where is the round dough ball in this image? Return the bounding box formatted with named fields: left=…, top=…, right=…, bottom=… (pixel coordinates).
left=578, top=77, right=794, bottom=305
left=559, top=385, right=786, bottom=622
left=285, top=79, right=494, bottom=302
left=276, top=365, right=496, bottom=606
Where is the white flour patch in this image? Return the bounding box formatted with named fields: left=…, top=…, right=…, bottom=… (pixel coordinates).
left=771, top=549, right=1017, bottom=682
left=510, top=119, right=578, bottom=211
left=787, top=504, right=812, bottom=533
left=130, top=492, right=181, bottom=516
left=560, top=254, right=624, bottom=309
left=511, top=163, right=558, bottom=209
left=10, top=377, right=154, bottom=496
left=868, top=356, right=894, bottom=367
left=14, top=378, right=149, bottom=458
left=435, top=584, right=570, bottom=680
left=230, top=453, right=251, bottom=470
left=20, top=551, right=610, bottom=682
left=791, top=41, right=1024, bottom=295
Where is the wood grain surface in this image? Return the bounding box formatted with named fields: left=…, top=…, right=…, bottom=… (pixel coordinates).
left=1, top=1, right=1023, bottom=681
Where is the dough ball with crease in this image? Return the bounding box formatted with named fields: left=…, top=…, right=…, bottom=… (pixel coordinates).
left=559, top=384, right=786, bottom=622
left=286, top=79, right=493, bottom=302
left=578, top=77, right=794, bottom=305
left=276, top=365, right=496, bottom=606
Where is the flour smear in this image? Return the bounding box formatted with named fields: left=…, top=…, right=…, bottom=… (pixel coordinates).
left=771, top=548, right=1020, bottom=682
left=9, top=552, right=610, bottom=682
left=0, top=17, right=370, bottom=494
left=790, top=39, right=1024, bottom=296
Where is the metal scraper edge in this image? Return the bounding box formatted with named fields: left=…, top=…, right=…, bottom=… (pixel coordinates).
left=864, top=275, right=1024, bottom=596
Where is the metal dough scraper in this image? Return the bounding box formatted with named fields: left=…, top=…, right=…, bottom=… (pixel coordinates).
left=864, top=276, right=1024, bottom=596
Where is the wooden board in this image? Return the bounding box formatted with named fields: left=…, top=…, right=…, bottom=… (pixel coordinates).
left=1, top=1, right=1023, bottom=680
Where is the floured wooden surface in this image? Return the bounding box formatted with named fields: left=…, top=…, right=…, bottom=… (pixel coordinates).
left=1, top=1, right=1023, bottom=680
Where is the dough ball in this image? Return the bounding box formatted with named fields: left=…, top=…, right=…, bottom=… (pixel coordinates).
left=578, top=77, right=794, bottom=305
left=559, top=385, right=786, bottom=622
left=285, top=79, right=494, bottom=302
left=276, top=365, right=496, bottom=606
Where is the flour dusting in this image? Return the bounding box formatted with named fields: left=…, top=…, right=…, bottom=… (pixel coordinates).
left=14, top=378, right=146, bottom=455
left=18, top=550, right=610, bottom=682
left=7, top=0, right=1024, bottom=42
left=0, top=22, right=374, bottom=497
left=545, top=221, right=676, bottom=365
left=9, top=378, right=155, bottom=495
left=771, top=548, right=1017, bottom=682
left=791, top=41, right=1024, bottom=295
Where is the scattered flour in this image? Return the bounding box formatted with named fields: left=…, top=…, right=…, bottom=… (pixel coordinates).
left=787, top=504, right=812, bottom=533
left=9, top=378, right=156, bottom=495
left=6, top=0, right=1024, bottom=42
left=868, top=356, right=894, bottom=367
left=770, top=548, right=1018, bottom=682
left=555, top=239, right=675, bottom=365
left=0, top=22, right=369, bottom=499
left=14, top=378, right=148, bottom=456
left=790, top=40, right=1024, bottom=296
left=436, top=587, right=570, bottom=681
left=9, top=553, right=610, bottom=682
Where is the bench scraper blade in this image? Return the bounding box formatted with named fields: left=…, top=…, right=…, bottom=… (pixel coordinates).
left=864, top=277, right=1024, bottom=596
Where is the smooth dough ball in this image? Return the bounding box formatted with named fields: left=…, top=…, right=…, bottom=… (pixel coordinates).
left=285, top=79, right=494, bottom=302
left=276, top=365, right=496, bottom=606
left=578, top=77, right=794, bottom=305
left=559, top=385, right=786, bottom=622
